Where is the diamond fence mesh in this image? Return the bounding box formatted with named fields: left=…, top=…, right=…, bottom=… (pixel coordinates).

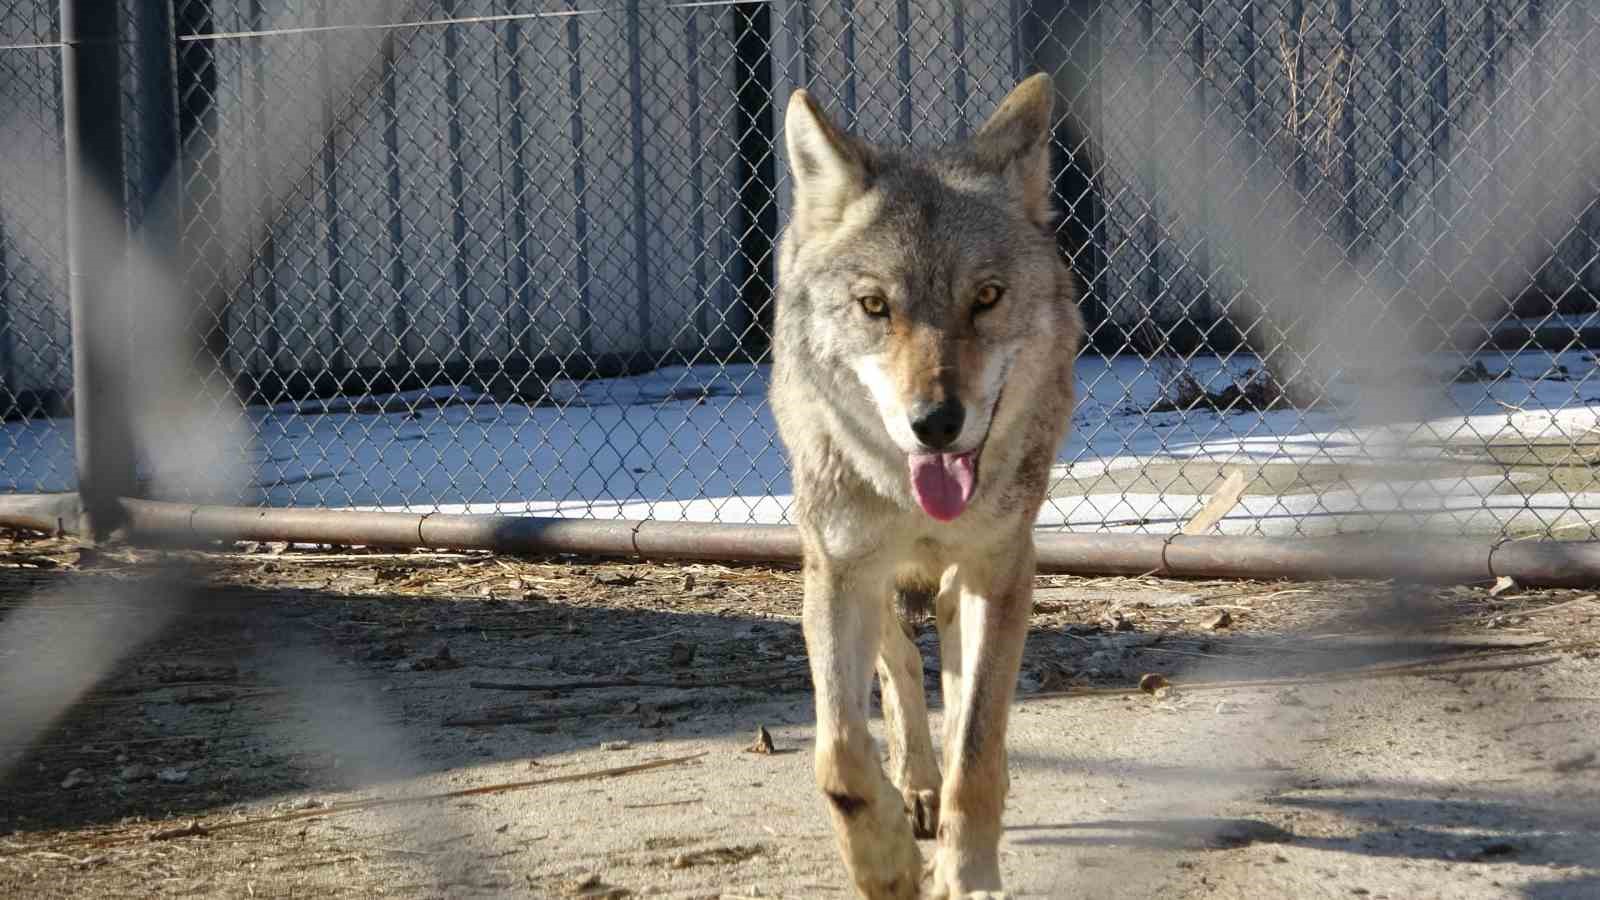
left=0, top=0, right=73, bottom=494
left=3, top=0, right=1600, bottom=540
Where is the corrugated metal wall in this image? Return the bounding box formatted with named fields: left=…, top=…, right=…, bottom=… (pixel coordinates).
left=1086, top=0, right=1600, bottom=348
left=173, top=0, right=751, bottom=399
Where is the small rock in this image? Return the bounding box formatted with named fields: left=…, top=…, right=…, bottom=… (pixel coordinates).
left=60, top=768, right=92, bottom=790
left=668, top=642, right=696, bottom=668
left=1084, top=650, right=1121, bottom=674
left=746, top=725, right=776, bottom=755
left=1487, top=614, right=1528, bottom=629
left=680, top=572, right=696, bottom=592
left=1278, top=690, right=1307, bottom=708
left=638, top=705, right=668, bottom=729
left=1102, top=611, right=1136, bottom=632
left=1037, top=663, right=1081, bottom=693
left=1488, top=575, right=1518, bottom=597
left=1551, top=750, right=1597, bottom=773
left=565, top=873, right=629, bottom=898
left=119, top=763, right=154, bottom=782
left=602, top=740, right=631, bottom=752
left=1214, top=700, right=1239, bottom=715
left=1476, top=841, right=1518, bottom=859
left=411, top=644, right=462, bottom=671
left=1208, top=819, right=1293, bottom=848
left=1205, top=610, right=1233, bottom=630
left=1153, top=685, right=1183, bottom=702
left=1138, top=673, right=1171, bottom=694
left=365, top=640, right=409, bottom=661
left=146, top=820, right=208, bottom=841
left=392, top=660, right=414, bottom=672
left=156, top=767, right=190, bottom=784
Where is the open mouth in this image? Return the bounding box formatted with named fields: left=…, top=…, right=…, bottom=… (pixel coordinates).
left=903, top=377, right=1009, bottom=522
left=907, top=448, right=981, bottom=522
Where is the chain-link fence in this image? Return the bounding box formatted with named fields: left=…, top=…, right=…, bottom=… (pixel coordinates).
left=3, top=0, right=1600, bottom=540
left=0, top=0, right=73, bottom=494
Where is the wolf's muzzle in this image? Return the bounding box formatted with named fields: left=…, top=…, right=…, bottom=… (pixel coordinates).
left=909, top=399, right=965, bottom=450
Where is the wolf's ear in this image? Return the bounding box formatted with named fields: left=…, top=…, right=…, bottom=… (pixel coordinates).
left=785, top=89, right=869, bottom=235
left=975, top=73, right=1055, bottom=226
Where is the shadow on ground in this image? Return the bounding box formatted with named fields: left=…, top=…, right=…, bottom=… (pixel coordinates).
left=0, top=541, right=1591, bottom=882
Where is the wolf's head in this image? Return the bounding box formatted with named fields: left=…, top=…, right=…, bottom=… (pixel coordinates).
left=777, top=75, right=1074, bottom=523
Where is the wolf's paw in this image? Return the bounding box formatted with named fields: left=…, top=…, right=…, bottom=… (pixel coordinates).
left=924, top=878, right=1010, bottom=900
left=905, top=788, right=940, bottom=840
left=924, top=849, right=1005, bottom=900
left=851, top=835, right=920, bottom=900
left=854, top=872, right=921, bottom=900
left=841, top=791, right=922, bottom=900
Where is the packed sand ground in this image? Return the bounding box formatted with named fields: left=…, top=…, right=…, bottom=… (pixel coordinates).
left=2, top=531, right=1597, bottom=898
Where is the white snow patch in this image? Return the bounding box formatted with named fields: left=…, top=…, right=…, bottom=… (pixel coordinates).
left=8, top=350, right=1599, bottom=535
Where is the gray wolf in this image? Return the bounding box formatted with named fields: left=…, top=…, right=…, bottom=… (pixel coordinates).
left=770, top=74, right=1084, bottom=898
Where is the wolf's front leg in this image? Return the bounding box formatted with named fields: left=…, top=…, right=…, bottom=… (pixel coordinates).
left=877, top=610, right=942, bottom=838
left=804, top=555, right=922, bottom=900
left=927, top=545, right=1034, bottom=899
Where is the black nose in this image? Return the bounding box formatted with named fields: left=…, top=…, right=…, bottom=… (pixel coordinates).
left=909, top=400, right=965, bottom=450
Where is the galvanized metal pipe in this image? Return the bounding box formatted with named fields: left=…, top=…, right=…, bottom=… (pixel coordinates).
left=114, top=499, right=804, bottom=564
left=0, top=494, right=78, bottom=535
left=0, top=498, right=1566, bottom=588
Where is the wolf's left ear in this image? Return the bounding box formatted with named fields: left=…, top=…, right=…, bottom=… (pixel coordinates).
left=975, top=73, right=1055, bottom=226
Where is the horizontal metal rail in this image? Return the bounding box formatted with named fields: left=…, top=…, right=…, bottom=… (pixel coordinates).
left=4, top=495, right=1597, bottom=588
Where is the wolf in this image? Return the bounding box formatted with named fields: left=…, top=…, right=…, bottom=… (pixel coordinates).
left=770, top=74, right=1083, bottom=899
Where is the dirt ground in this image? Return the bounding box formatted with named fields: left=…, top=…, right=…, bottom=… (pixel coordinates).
left=1, top=529, right=1598, bottom=899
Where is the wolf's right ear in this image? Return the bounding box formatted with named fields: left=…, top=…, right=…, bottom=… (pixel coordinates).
left=785, top=90, right=869, bottom=234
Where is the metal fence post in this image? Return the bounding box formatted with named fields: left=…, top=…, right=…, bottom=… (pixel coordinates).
left=60, top=0, right=136, bottom=540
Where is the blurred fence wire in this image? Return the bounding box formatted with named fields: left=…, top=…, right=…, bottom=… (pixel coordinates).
left=2, top=0, right=1599, bottom=540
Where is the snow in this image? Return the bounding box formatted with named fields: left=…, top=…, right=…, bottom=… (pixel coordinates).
left=7, top=348, right=1600, bottom=536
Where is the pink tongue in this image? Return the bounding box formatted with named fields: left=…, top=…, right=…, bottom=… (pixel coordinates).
left=908, top=451, right=977, bottom=522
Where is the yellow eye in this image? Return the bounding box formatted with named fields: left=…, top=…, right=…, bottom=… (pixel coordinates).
left=858, top=295, right=889, bottom=318
left=975, top=284, right=1005, bottom=311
